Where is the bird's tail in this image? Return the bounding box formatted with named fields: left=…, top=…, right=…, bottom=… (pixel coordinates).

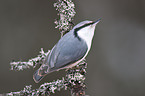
left=33, top=69, right=45, bottom=83
left=33, top=65, right=52, bottom=83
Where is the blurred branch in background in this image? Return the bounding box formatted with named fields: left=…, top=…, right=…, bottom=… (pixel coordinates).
left=5, top=0, right=88, bottom=96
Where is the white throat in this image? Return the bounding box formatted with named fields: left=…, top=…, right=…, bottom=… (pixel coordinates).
left=77, top=26, right=95, bottom=51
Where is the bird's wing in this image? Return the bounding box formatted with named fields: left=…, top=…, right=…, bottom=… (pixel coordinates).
left=46, top=32, right=88, bottom=71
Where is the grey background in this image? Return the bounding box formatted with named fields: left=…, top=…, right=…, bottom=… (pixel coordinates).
left=0, top=0, right=145, bottom=96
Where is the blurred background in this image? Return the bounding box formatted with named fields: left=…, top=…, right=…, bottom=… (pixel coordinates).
left=0, top=0, right=145, bottom=96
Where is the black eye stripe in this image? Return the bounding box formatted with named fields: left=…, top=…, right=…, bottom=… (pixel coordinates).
left=75, top=22, right=93, bottom=32
left=74, top=22, right=94, bottom=40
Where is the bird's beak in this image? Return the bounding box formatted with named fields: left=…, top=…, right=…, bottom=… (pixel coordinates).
left=93, top=18, right=101, bottom=25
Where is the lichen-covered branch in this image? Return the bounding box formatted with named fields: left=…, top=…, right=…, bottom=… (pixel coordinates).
left=54, top=0, right=76, bottom=36
left=7, top=79, right=65, bottom=96
left=65, top=61, right=87, bottom=96
left=7, top=61, right=87, bottom=96
left=10, top=48, right=50, bottom=71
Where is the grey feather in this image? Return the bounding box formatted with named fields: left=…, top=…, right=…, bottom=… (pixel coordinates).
left=44, top=30, right=88, bottom=72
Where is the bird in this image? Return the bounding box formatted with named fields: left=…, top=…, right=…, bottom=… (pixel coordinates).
left=33, top=19, right=101, bottom=83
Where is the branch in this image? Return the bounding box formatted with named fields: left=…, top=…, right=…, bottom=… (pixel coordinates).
left=54, top=0, right=76, bottom=36
left=7, top=61, right=87, bottom=96
left=6, top=0, right=89, bottom=96
left=10, top=48, right=50, bottom=71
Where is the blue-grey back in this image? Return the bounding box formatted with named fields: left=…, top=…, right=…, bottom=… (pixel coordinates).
left=45, top=30, right=88, bottom=71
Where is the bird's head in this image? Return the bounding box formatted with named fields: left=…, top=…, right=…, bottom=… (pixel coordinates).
left=72, top=19, right=101, bottom=47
